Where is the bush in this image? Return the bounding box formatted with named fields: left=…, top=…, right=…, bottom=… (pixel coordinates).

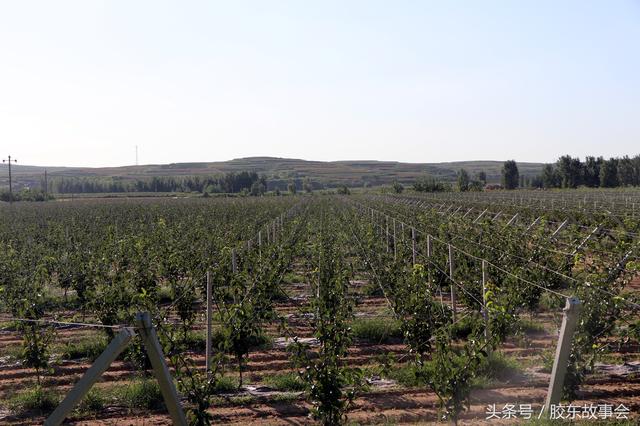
left=265, top=372, right=306, bottom=391
left=450, top=313, right=483, bottom=340
left=212, top=376, right=239, bottom=393
left=351, top=318, right=403, bottom=344
left=10, top=386, right=60, bottom=414
left=77, top=389, right=106, bottom=414
left=121, top=379, right=164, bottom=410
left=478, top=351, right=521, bottom=382
left=61, top=336, right=109, bottom=361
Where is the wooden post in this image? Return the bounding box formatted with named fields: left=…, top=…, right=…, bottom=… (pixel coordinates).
left=232, top=249, right=238, bottom=273
left=544, top=297, right=581, bottom=412
left=482, top=260, right=489, bottom=341
left=411, top=227, right=417, bottom=265
left=135, top=312, right=188, bottom=426
left=393, top=218, right=397, bottom=260
left=45, top=328, right=136, bottom=426
left=206, top=270, right=212, bottom=377
left=386, top=217, right=390, bottom=253
left=426, top=235, right=432, bottom=258
left=448, top=244, right=456, bottom=322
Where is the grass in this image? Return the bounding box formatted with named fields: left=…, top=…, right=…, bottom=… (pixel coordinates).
left=351, top=317, right=403, bottom=344
left=9, top=385, right=60, bottom=415
left=477, top=351, right=522, bottom=383
left=517, top=318, right=546, bottom=334
left=119, top=378, right=164, bottom=410
left=264, top=372, right=306, bottom=391
left=59, top=336, right=109, bottom=361
left=283, top=272, right=305, bottom=284
left=76, top=389, right=106, bottom=415
left=212, top=376, right=239, bottom=393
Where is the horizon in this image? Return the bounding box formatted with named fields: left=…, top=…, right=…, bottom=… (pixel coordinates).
left=1, top=155, right=586, bottom=170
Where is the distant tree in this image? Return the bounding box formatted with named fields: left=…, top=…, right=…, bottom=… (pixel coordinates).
left=583, top=156, right=603, bottom=187
left=288, top=182, right=297, bottom=195
left=600, top=158, right=619, bottom=188
left=250, top=181, right=266, bottom=196
left=413, top=175, right=448, bottom=192
left=501, top=160, right=519, bottom=190
left=303, top=177, right=313, bottom=193
left=541, top=164, right=558, bottom=188
left=468, top=180, right=483, bottom=192
left=456, top=169, right=470, bottom=192
left=392, top=181, right=404, bottom=194
left=337, top=185, right=350, bottom=195
left=476, top=171, right=487, bottom=184
left=556, top=155, right=583, bottom=188
left=530, top=175, right=543, bottom=188
left=617, top=156, right=636, bottom=186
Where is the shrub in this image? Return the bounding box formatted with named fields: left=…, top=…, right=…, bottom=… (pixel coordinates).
left=121, top=379, right=164, bottom=410
left=61, top=336, right=109, bottom=361
left=10, top=386, right=60, bottom=414
left=265, top=372, right=306, bottom=391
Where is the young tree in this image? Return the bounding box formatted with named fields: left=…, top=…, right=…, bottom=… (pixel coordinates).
left=501, top=160, right=519, bottom=190
left=456, top=169, right=470, bottom=192
left=392, top=180, right=404, bottom=194
left=476, top=171, right=487, bottom=184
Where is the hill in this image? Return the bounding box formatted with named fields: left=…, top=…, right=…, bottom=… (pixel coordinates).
left=1, top=157, right=545, bottom=190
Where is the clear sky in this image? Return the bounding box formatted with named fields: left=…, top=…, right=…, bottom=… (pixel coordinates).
left=1, top=1, right=639, bottom=168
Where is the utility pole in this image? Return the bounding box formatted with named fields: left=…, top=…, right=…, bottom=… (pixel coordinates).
left=44, top=169, right=48, bottom=198
left=2, top=155, right=17, bottom=203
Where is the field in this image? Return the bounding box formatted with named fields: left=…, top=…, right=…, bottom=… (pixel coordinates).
left=1, top=190, right=639, bottom=425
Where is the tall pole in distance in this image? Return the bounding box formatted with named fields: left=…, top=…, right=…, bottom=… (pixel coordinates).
left=2, top=155, right=17, bottom=204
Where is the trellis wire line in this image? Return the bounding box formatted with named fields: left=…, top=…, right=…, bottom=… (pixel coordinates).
left=0, top=316, right=126, bottom=329
left=360, top=199, right=581, bottom=285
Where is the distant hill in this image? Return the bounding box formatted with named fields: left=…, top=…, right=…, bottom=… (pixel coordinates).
left=1, top=157, right=545, bottom=190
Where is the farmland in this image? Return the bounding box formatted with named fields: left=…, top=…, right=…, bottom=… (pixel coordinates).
left=1, top=190, right=639, bottom=425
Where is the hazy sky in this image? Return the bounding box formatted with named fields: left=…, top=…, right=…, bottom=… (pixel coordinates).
left=1, top=1, right=639, bottom=168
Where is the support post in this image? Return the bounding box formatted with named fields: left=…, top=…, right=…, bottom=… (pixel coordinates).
left=544, top=297, right=581, bottom=413
left=482, top=260, right=489, bottom=341
left=232, top=249, right=238, bottom=273
left=448, top=244, right=456, bottom=322
left=206, top=270, right=212, bottom=377
left=411, top=227, right=416, bottom=265
left=45, top=328, right=136, bottom=426
left=135, top=312, right=188, bottom=426
left=393, top=218, right=397, bottom=260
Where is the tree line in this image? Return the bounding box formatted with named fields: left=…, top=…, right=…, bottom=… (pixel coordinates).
left=46, top=171, right=268, bottom=195
left=413, top=154, right=640, bottom=192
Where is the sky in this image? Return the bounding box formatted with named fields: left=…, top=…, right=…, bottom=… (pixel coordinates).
left=0, top=1, right=639, bottom=168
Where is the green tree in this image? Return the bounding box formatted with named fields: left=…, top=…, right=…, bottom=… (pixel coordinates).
left=476, top=171, right=486, bottom=184
left=600, top=158, right=619, bottom=188
left=501, top=160, right=519, bottom=190
left=288, top=182, right=297, bottom=195
left=456, top=169, right=470, bottom=192
left=541, top=164, right=558, bottom=188
left=392, top=181, right=404, bottom=194
left=303, top=178, right=313, bottom=193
